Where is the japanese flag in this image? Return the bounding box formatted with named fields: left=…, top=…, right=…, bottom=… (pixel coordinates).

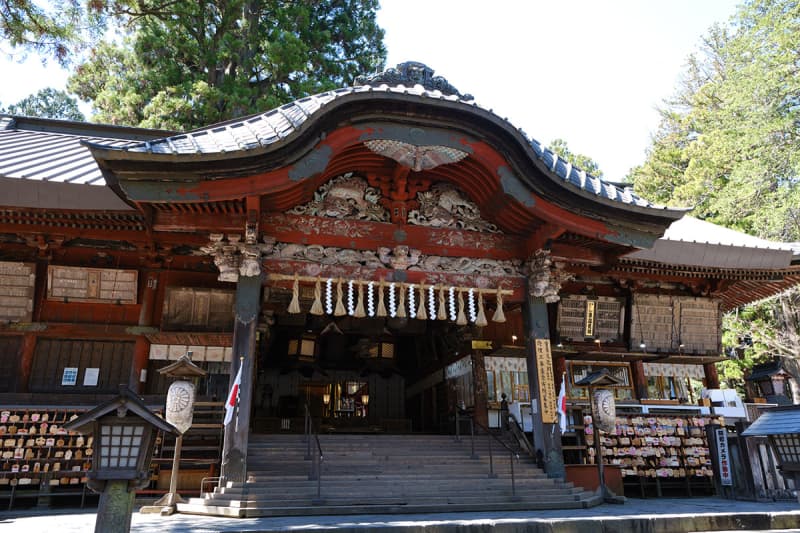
left=557, top=375, right=568, bottom=434
left=223, top=364, right=243, bottom=426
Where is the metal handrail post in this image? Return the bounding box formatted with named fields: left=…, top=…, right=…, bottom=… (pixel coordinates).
left=316, top=449, right=322, bottom=499
left=305, top=406, right=311, bottom=460
left=487, top=432, right=497, bottom=478
left=510, top=450, right=518, bottom=499
left=469, top=419, right=478, bottom=459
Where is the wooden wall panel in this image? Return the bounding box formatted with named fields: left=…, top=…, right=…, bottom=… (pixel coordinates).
left=631, top=294, right=720, bottom=354
left=161, top=287, right=235, bottom=332
left=29, top=339, right=134, bottom=394
left=0, top=336, right=22, bottom=392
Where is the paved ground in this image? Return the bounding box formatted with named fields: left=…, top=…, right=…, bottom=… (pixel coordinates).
left=0, top=498, right=799, bottom=533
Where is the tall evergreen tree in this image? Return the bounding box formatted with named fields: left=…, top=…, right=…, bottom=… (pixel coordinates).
left=631, top=0, right=800, bottom=395
left=67, top=1, right=386, bottom=129
left=2, top=88, right=85, bottom=121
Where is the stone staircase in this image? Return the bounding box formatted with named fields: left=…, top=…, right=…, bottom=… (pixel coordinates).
left=177, top=433, right=600, bottom=517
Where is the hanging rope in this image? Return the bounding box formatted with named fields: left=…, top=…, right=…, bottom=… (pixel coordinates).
left=377, top=281, right=387, bottom=317
left=287, top=273, right=301, bottom=314
left=456, top=290, right=467, bottom=325
left=416, top=284, right=428, bottom=320
left=334, top=279, right=347, bottom=316
left=397, top=282, right=407, bottom=318
left=492, top=287, right=506, bottom=323
left=475, top=290, right=488, bottom=327
left=310, top=277, right=324, bottom=316
left=437, top=286, right=447, bottom=321
left=354, top=282, right=366, bottom=318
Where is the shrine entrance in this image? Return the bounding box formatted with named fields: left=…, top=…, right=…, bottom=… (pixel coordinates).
left=253, top=311, right=472, bottom=435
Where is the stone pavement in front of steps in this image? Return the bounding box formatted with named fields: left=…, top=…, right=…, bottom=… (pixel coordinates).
left=0, top=497, right=798, bottom=533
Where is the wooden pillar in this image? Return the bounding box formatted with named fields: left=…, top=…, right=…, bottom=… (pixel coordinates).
left=704, top=363, right=720, bottom=389
left=523, top=294, right=564, bottom=478
left=132, top=338, right=150, bottom=393
left=18, top=333, right=36, bottom=393
left=471, top=350, right=488, bottom=428
left=132, top=271, right=159, bottom=393
left=631, top=360, right=648, bottom=400
left=220, top=273, right=262, bottom=484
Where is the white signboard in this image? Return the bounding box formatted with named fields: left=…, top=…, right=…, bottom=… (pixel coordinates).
left=83, top=368, right=100, bottom=387
left=715, top=428, right=733, bottom=486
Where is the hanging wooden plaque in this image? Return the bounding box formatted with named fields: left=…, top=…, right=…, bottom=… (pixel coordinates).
left=0, top=262, right=35, bottom=322
left=47, top=266, right=137, bottom=304
left=534, top=339, right=556, bottom=424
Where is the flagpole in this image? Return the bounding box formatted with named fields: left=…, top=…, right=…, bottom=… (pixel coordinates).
left=235, top=356, right=244, bottom=433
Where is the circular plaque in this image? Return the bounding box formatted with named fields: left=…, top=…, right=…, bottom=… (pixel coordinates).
left=592, top=389, right=616, bottom=433
left=166, top=380, right=195, bottom=434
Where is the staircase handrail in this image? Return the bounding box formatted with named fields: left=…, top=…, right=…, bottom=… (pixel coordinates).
left=505, top=413, right=535, bottom=457
left=303, top=403, right=324, bottom=504
left=455, top=407, right=520, bottom=499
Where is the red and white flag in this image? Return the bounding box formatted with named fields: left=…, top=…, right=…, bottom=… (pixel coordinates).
left=223, top=364, right=243, bottom=426
left=557, top=374, right=568, bottom=434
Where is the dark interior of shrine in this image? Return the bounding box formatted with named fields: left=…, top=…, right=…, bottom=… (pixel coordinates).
left=253, top=312, right=470, bottom=433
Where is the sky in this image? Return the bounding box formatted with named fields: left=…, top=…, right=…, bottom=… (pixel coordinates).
left=0, top=0, right=740, bottom=181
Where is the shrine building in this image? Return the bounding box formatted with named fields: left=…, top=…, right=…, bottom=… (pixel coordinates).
left=0, top=62, right=798, bottom=514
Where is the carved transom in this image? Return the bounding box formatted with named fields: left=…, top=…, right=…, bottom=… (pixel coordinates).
left=408, top=182, right=500, bottom=233
left=286, top=174, right=500, bottom=233
left=268, top=242, right=522, bottom=276
left=287, top=173, right=388, bottom=222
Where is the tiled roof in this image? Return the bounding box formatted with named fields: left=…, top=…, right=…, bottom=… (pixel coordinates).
left=90, top=84, right=659, bottom=210
left=0, top=116, right=164, bottom=186
left=626, top=216, right=796, bottom=269
left=741, top=406, right=800, bottom=436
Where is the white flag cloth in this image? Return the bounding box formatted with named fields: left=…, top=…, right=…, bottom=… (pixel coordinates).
left=557, top=375, right=568, bottom=434
left=223, top=364, right=243, bottom=426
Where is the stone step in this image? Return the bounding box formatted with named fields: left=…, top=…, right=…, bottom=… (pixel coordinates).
left=176, top=497, right=599, bottom=518
left=181, top=433, right=596, bottom=518
left=211, top=482, right=580, bottom=497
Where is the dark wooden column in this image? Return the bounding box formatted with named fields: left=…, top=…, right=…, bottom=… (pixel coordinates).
left=631, top=360, right=648, bottom=400
left=18, top=333, right=36, bottom=393
left=523, top=294, right=564, bottom=478
left=471, top=350, right=488, bottom=428
left=220, top=273, right=262, bottom=484
left=132, top=271, right=159, bottom=392
left=704, top=363, right=720, bottom=389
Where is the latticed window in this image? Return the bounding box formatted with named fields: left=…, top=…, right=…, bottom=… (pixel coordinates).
left=99, top=424, right=145, bottom=468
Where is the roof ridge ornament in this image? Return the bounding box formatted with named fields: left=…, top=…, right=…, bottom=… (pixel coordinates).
left=355, top=61, right=474, bottom=100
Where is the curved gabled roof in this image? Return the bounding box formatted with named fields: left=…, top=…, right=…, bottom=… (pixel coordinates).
left=86, top=83, right=671, bottom=215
